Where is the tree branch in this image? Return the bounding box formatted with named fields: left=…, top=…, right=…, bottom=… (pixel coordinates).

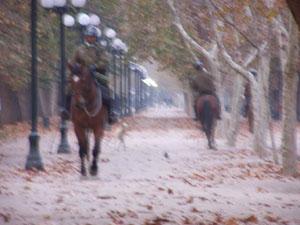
left=183, top=36, right=199, bottom=62
left=273, top=17, right=289, bottom=38
left=208, top=0, right=259, bottom=50
left=242, top=42, right=267, bottom=67
left=167, top=0, right=212, bottom=60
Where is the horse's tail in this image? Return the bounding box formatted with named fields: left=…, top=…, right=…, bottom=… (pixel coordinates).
left=201, top=100, right=213, bottom=134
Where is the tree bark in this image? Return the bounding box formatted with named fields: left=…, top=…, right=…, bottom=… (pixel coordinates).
left=281, top=13, right=299, bottom=176
left=226, top=76, right=244, bottom=146
left=253, top=52, right=270, bottom=158
left=226, top=48, right=261, bottom=146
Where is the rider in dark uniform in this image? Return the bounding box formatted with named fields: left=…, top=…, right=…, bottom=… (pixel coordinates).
left=65, top=25, right=118, bottom=124
left=190, top=60, right=221, bottom=120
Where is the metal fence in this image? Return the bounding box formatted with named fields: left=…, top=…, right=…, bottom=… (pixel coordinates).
left=108, top=51, right=156, bottom=120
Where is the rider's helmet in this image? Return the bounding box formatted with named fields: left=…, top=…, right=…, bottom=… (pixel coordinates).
left=193, top=60, right=204, bottom=71
left=84, top=25, right=99, bottom=46
left=249, top=68, right=257, bottom=77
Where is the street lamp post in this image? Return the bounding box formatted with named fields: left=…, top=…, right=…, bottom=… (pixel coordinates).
left=75, top=12, right=92, bottom=43
left=127, top=65, right=131, bottom=115
left=124, top=60, right=128, bottom=116
left=111, top=37, right=128, bottom=118
left=127, top=64, right=131, bottom=115
left=26, top=0, right=44, bottom=170
left=102, top=28, right=118, bottom=117
left=57, top=7, right=70, bottom=153
left=141, top=76, right=144, bottom=108
left=137, top=71, right=141, bottom=111
left=40, top=0, right=87, bottom=154
left=111, top=49, right=118, bottom=114
left=135, top=71, right=139, bottom=111
left=104, top=28, right=117, bottom=53
left=119, top=53, right=124, bottom=117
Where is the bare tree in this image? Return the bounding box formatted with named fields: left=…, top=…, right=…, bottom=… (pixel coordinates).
left=281, top=12, right=299, bottom=176
left=168, top=0, right=299, bottom=172
left=167, top=0, right=259, bottom=138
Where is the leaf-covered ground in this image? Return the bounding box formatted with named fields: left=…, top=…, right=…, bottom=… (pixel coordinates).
left=0, top=107, right=299, bottom=225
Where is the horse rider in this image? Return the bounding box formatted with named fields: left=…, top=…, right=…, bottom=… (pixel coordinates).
left=190, top=60, right=221, bottom=120
left=65, top=25, right=118, bottom=124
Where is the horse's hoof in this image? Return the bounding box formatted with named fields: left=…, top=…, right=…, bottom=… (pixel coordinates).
left=80, top=175, right=89, bottom=181
left=81, top=168, right=87, bottom=176
left=210, top=146, right=217, bottom=150
left=90, top=165, right=98, bottom=176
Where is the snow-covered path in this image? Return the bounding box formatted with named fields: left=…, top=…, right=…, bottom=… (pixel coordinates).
left=0, top=107, right=299, bottom=225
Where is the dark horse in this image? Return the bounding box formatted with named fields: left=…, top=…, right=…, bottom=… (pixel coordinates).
left=195, top=94, right=220, bottom=149
left=68, top=62, right=107, bottom=176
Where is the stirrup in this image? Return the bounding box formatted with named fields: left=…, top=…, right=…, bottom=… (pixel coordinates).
left=61, top=109, right=71, bottom=120
left=108, top=114, right=118, bottom=125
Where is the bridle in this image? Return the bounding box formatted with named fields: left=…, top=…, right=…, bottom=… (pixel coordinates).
left=80, top=87, right=102, bottom=118
left=71, top=64, right=102, bottom=118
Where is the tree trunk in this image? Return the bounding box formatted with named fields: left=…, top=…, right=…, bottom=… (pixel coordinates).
left=281, top=14, right=299, bottom=176
left=252, top=52, right=270, bottom=158
left=226, top=75, right=245, bottom=146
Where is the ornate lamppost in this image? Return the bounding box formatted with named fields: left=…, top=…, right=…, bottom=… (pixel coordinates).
left=101, top=28, right=118, bottom=114
left=26, top=0, right=44, bottom=170
left=72, top=12, right=99, bottom=43
left=40, top=0, right=87, bottom=154
left=111, top=38, right=128, bottom=117
left=103, top=27, right=117, bottom=53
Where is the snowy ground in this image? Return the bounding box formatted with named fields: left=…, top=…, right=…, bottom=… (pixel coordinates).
left=0, top=107, right=300, bottom=225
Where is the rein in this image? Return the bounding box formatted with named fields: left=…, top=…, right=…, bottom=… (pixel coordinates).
left=80, top=86, right=102, bottom=118
left=70, top=63, right=103, bottom=118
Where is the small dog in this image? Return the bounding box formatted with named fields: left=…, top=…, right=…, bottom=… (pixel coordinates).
left=116, top=122, right=128, bottom=151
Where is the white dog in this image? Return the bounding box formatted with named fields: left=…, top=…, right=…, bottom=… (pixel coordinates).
left=116, top=122, right=128, bottom=151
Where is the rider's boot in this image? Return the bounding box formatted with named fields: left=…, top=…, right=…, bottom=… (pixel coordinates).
left=107, top=99, right=118, bottom=125
left=193, top=104, right=198, bottom=121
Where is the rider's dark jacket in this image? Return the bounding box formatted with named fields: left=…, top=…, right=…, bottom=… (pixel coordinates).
left=70, top=43, right=110, bottom=87
left=190, top=70, right=216, bottom=97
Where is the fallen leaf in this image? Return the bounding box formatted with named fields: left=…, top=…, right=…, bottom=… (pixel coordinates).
left=191, top=207, right=200, bottom=213
left=265, top=214, right=280, bottom=222
left=97, top=196, right=116, bottom=200
left=182, top=216, right=192, bottom=224
left=256, top=187, right=266, bottom=193
left=240, top=215, right=258, bottom=223
left=186, top=196, right=194, bottom=204
left=146, top=205, right=153, bottom=210
left=144, top=217, right=170, bottom=225
left=167, top=188, right=173, bottom=194
left=56, top=196, right=64, bottom=203
left=157, top=187, right=165, bottom=191
left=224, top=217, right=239, bottom=225
left=0, top=213, right=11, bottom=223
left=43, top=214, right=51, bottom=220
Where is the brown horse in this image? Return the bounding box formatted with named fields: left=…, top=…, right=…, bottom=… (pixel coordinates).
left=195, top=94, right=220, bottom=149
left=68, top=62, right=108, bottom=176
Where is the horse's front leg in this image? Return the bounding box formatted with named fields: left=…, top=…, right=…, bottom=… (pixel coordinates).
left=74, top=126, right=88, bottom=176
left=205, top=128, right=214, bottom=150
left=207, top=133, right=213, bottom=149
left=210, top=121, right=217, bottom=150
left=90, top=137, right=100, bottom=176
left=90, top=128, right=103, bottom=176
